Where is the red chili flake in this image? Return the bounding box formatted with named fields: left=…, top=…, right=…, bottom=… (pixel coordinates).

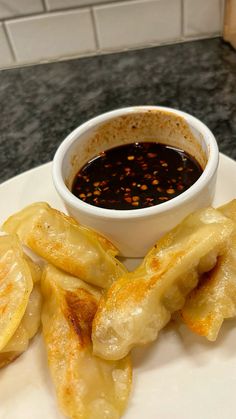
left=141, top=185, right=148, bottom=190
left=147, top=153, right=157, bottom=158
left=124, top=167, right=131, bottom=172
left=124, top=197, right=132, bottom=203
left=125, top=188, right=131, bottom=192
left=132, top=196, right=140, bottom=202
left=132, top=182, right=137, bottom=186
left=100, top=180, right=107, bottom=186
left=177, top=185, right=184, bottom=191
left=144, top=174, right=152, bottom=179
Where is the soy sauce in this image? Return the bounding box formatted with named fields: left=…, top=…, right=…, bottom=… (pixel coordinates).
left=72, top=142, right=203, bottom=210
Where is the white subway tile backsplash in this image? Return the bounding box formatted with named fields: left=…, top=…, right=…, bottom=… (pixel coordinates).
left=46, top=0, right=111, bottom=10
left=184, top=0, right=221, bottom=37
left=0, top=0, right=225, bottom=69
left=0, top=24, right=14, bottom=67
left=6, top=9, right=96, bottom=64
left=0, top=0, right=44, bottom=20
left=94, top=0, right=181, bottom=50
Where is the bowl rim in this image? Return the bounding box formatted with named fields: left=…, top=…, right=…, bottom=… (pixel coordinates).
left=52, top=106, right=219, bottom=220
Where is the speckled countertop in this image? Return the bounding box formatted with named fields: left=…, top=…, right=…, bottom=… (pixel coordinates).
left=0, top=37, right=235, bottom=183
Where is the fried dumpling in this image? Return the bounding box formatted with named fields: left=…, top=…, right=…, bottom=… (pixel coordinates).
left=41, top=265, right=132, bottom=419
left=0, top=235, right=33, bottom=351
left=92, top=208, right=234, bottom=360
left=0, top=278, right=42, bottom=368
left=181, top=200, right=236, bottom=341
left=2, top=202, right=126, bottom=289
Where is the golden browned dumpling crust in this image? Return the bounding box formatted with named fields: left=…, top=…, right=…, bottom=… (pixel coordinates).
left=42, top=265, right=132, bottom=419
left=2, top=202, right=127, bottom=289
left=0, top=236, right=42, bottom=368
left=181, top=200, right=236, bottom=341
left=92, top=207, right=234, bottom=360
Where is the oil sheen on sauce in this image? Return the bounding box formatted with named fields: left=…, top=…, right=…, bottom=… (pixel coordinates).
left=72, top=142, right=203, bottom=210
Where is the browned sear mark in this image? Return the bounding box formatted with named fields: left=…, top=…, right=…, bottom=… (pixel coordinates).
left=64, top=289, right=98, bottom=347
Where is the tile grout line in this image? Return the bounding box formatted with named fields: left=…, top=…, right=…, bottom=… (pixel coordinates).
left=2, top=22, right=17, bottom=62
left=91, top=7, right=100, bottom=50
left=42, top=0, right=49, bottom=12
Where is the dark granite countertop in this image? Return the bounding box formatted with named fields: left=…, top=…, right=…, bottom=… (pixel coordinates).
left=0, top=37, right=235, bottom=183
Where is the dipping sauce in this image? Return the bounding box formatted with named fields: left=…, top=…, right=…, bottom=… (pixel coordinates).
left=72, top=142, right=203, bottom=210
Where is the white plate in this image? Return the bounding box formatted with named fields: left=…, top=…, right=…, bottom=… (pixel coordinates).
left=0, top=153, right=236, bottom=419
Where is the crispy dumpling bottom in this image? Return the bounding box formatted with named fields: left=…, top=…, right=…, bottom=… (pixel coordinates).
left=41, top=265, right=132, bottom=419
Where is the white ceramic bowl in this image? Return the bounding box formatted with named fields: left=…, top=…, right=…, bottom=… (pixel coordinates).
left=52, top=106, right=219, bottom=257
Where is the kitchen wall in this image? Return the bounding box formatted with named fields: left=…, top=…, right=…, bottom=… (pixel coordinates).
left=0, top=0, right=225, bottom=69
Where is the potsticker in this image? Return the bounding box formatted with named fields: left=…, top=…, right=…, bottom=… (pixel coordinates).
left=41, top=265, right=132, bottom=419
left=0, top=235, right=33, bottom=351
left=2, top=202, right=127, bottom=289
left=181, top=200, right=236, bottom=341
left=92, top=208, right=234, bottom=360
left=0, top=236, right=42, bottom=367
